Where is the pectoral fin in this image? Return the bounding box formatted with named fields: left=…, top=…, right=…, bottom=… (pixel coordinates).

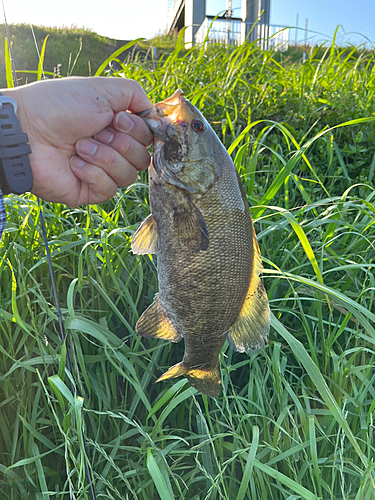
left=173, top=195, right=209, bottom=251
left=228, top=229, right=270, bottom=352
left=136, top=294, right=182, bottom=342
left=131, top=214, right=159, bottom=255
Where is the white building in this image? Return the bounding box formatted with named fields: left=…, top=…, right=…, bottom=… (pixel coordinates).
left=167, top=0, right=280, bottom=48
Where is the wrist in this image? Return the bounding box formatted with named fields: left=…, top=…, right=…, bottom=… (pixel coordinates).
left=1, top=87, right=28, bottom=135
left=0, top=87, right=33, bottom=194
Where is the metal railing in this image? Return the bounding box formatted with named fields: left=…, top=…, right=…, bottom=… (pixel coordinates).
left=195, top=16, right=290, bottom=51
left=195, top=17, right=242, bottom=46
left=167, top=0, right=184, bottom=30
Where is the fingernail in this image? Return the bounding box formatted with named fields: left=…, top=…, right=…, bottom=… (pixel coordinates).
left=77, top=139, right=98, bottom=156
left=95, top=128, right=114, bottom=144
left=70, top=157, right=86, bottom=169
left=115, top=112, right=134, bottom=132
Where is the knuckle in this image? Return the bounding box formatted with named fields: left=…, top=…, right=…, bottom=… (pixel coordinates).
left=113, top=133, right=138, bottom=160
left=129, top=79, right=140, bottom=91
left=118, top=133, right=134, bottom=155
left=90, top=168, right=117, bottom=199
left=89, top=165, right=107, bottom=185
left=105, top=149, right=119, bottom=169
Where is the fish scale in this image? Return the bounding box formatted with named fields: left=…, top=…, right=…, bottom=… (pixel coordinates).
left=132, top=89, right=270, bottom=397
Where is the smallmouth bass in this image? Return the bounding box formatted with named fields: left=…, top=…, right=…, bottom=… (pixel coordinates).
left=132, top=90, right=270, bottom=397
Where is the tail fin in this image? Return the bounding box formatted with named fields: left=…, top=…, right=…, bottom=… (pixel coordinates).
left=156, top=362, right=222, bottom=398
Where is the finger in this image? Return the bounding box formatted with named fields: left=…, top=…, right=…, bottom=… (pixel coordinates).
left=94, top=128, right=151, bottom=171
left=111, top=112, right=153, bottom=147
left=124, top=79, right=153, bottom=113
left=75, top=138, right=141, bottom=187
left=95, top=77, right=152, bottom=113
left=70, top=156, right=121, bottom=205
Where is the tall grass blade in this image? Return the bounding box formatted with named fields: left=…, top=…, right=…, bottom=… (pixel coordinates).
left=236, top=426, right=259, bottom=500
left=146, top=448, right=174, bottom=500
left=95, top=39, right=144, bottom=76
left=271, top=313, right=368, bottom=467
left=37, top=35, right=49, bottom=81
left=4, top=38, right=14, bottom=87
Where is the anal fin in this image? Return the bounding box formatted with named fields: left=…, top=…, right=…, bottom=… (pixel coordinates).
left=131, top=214, right=158, bottom=255
left=136, top=294, right=182, bottom=343
left=228, top=229, right=270, bottom=352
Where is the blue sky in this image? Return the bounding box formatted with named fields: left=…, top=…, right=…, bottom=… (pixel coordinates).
left=4, top=0, right=375, bottom=46
left=207, top=0, right=375, bottom=45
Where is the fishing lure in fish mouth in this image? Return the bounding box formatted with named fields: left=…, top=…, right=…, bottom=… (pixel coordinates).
left=133, top=89, right=270, bottom=398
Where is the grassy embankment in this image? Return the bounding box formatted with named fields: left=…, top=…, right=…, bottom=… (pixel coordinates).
left=0, top=29, right=375, bottom=499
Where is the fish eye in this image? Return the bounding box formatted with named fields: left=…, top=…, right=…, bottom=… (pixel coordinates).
left=191, top=119, right=205, bottom=133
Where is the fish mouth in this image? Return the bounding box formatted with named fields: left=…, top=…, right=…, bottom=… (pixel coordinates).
left=136, top=90, right=186, bottom=140
left=157, top=89, right=185, bottom=109
left=136, top=107, right=170, bottom=140
left=136, top=108, right=154, bottom=118
left=136, top=90, right=185, bottom=119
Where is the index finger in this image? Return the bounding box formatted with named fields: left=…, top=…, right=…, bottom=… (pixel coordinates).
left=94, top=77, right=152, bottom=114
left=125, top=80, right=153, bottom=114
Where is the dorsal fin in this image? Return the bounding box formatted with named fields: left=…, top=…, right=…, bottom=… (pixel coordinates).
left=136, top=294, right=182, bottom=343
left=131, top=214, right=159, bottom=255
left=228, top=227, right=270, bottom=352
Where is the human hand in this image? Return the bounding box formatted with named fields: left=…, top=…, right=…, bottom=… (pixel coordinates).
left=2, top=77, right=153, bottom=207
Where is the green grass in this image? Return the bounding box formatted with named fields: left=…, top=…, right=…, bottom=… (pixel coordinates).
left=1, top=31, right=375, bottom=499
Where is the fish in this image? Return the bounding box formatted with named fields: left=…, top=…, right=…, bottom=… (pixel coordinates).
left=132, top=89, right=270, bottom=398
